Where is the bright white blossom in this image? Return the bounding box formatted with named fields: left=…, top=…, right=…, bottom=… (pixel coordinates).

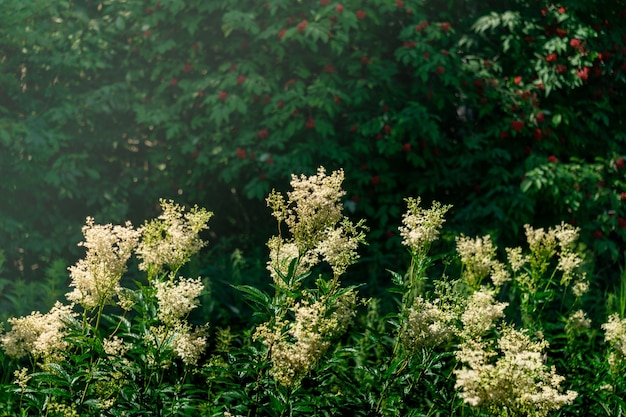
left=402, top=296, right=457, bottom=349
left=460, top=288, right=508, bottom=339
left=602, top=313, right=626, bottom=371
left=154, top=276, right=204, bottom=326
left=265, top=168, right=366, bottom=286
left=399, top=197, right=451, bottom=255
left=66, top=218, right=140, bottom=309
left=136, top=199, right=213, bottom=275
left=1, top=302, right=77, bottom=361
left=455, top=327, right=577, bottom=416
left=255, top=290, right=358, bottom=387
left=457, top=235, right=510, bottom=288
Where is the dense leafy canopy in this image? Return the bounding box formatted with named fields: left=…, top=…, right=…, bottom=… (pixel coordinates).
left=1, top=0, right=625, bottom=297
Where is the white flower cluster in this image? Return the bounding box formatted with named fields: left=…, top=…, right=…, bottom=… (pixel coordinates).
left=1, top=301, right=77, bottom=361
left=145, top=323, right=208, bottom=367
left=602, top=313, right=626, bottom=371
left=401, top=296, right=457, bottom=350
left=455, top=327, right=577, bottom=416
left=459, top=288, right=508, bottom=339
left=154, top=276, right=204, bottom=326
left=136, top=199, right=213, bottom=275
left=66, top=218, right=140, bottom=309
left=255, top=290, right=358, bottom=387
left=265, top=167, right=366, bottom=285
left=456, top=235, right=510, bottom=288
left=398, top=197, right=451, bottom=256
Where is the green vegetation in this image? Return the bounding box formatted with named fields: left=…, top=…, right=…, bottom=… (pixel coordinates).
left=0, top=168, right=625, bottom=416
left=1, top=0, right=626, bottom=414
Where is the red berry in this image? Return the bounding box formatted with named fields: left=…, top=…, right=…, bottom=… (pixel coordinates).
left=618, top=217, right=626, bottom=229
left=536, top=112, right=545, bottom=123
left=548, top=155, right=558, bottom=163
left=183, top=63, right=193, bottom=73
left=143, top=30, right=152, bottom=37
left=258, top=129, right=269, bottom=139
left=546, top=53, right=558, bottom=63
left=440, top=22, right=451, bottom=32
left=402, top=143, right=411, bottom=152
left=514, top=76, right=522, bottom=85
left=510, top=120, right=524, bottom=132
left=360, top=55, right=370, bottom=65
left=320, top=0, right=331, bottom=5
left=297, top=20, right=308, bottom=32
left=371, top=176, right=380, bottom=186
left=356, top=10, right=366, bottom=20
left=594, top=230, right=603, bottom=239
left=436, top=66, right=445, bottom=75
left=197, top=90, right=205, bottom=97
left=576, top=67, right=589, bottom=81
left=305, top=118, right=315, bottom=129
left=352, top=195, right=360, bottom=203
left=336, top=4, right=344, bottom=12
left=533, top=129, right=543, bottom=141
left=616, top=157, right=625, bottom=170
left=218, top=91, right=228, bottom=100
left=278, top=29, right=287, bottom=39
left=236, top=147, right=247, bottom=159
left=237, top=75, right=246, bottom=84
left=169, top=78, right=178, bottom=87
left=396, top=0, right=404, bottom=7
left=384, top=124, right=392, bottom=135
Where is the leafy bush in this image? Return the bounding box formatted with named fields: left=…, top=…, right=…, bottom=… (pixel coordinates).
left=1, top=167, right=625, bottom=416
left=2, top=0, right=626, bottom=303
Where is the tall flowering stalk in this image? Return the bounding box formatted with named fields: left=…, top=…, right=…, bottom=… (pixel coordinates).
left=252, top=167, right=366, bottom=395
left=375, top=197, right=452, bottom=413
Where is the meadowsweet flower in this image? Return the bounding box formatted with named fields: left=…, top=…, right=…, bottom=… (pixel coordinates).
left=154, top=276, right=204, bottom=326
left=565, top=309, right=591, bottom=335
left=136, top=199, right=213, bottom=275
left=456, top=235, right=510, bottom=288
left=103, top=336, right=129, bottom=357
left=506, top=246, right=527, bottom=273
left=402, top=296, right=457, bottom=349
left=145, top=323, right=207, bottom=367
left=13, top=367, right=31, bottom=390
left=266, top=237, right=317, bottom=288
left=399, top=197, right=451, bottom=255
left=174, top=325, right=208, bottom=366
left=255, top=290, right=358, bottom=386
left=66, top=218, right=140, bottom=309
left=315, top=219, right=367, bottom=276
left=602, top=313, right=626, bottom=370
left=265, top=168, right=366, bottom=285
left=460, top=288, right=507, bottom=338
left=524, top=224, right=558, bottom=276
left=455, top=326, right=577, bottom=416
left=1, top=302, right=77, bottom=361
left=554, top=222, right=580, bottom=250
left=282, top=167, right=346, bottom=251
left=557, top=251, right=583, bottom=285
left=571, top=277, right=589, bottom=298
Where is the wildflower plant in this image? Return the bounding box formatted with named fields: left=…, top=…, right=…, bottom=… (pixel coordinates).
left=1, top=166, right=625, bottom=416
left=0, top=200, right=213, bottom=415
